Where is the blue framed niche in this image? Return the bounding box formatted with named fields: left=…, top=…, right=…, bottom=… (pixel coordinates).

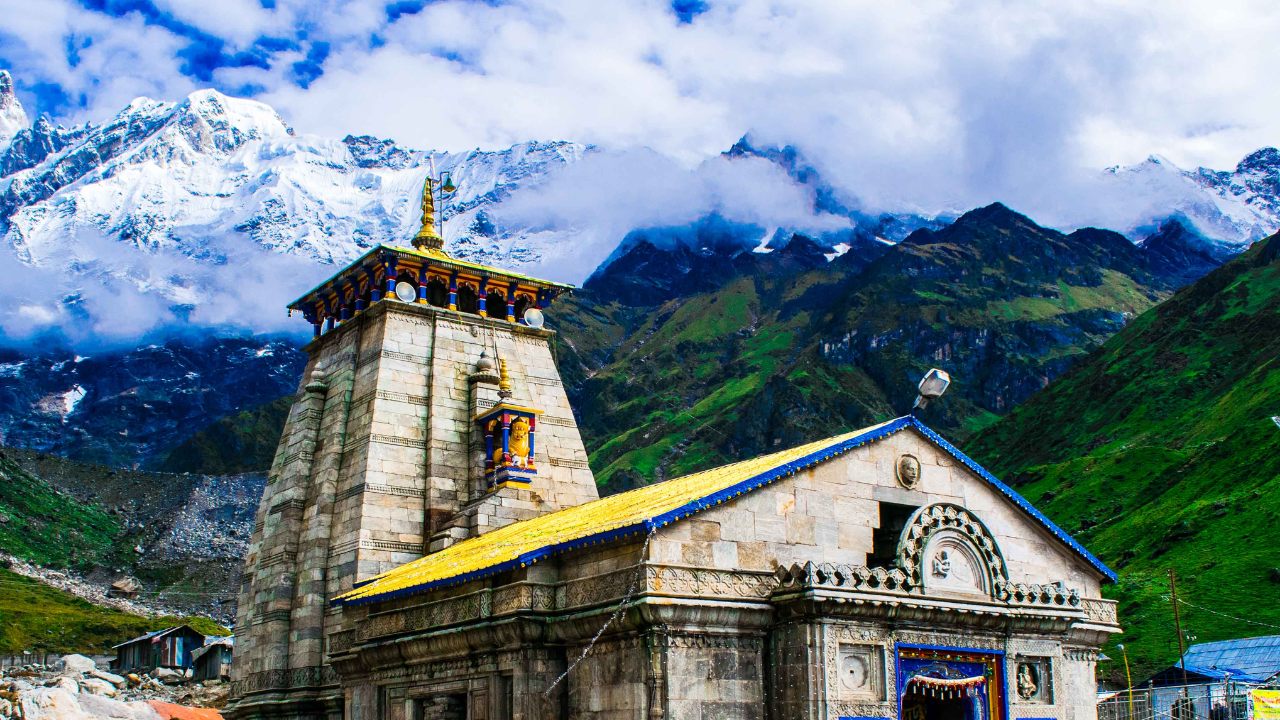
left=475, top=402, right=543, bottom=490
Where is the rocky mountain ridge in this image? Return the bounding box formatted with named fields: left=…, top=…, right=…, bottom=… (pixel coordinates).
left=0, top=72, right=27, bottom=150
left=1105, top=148, right=1280, bottom=245
left=552, top=203, right=1233, bottom=492
left=0, top=337, right=305, bottom=469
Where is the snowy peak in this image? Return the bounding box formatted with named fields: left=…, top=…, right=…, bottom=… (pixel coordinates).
left=0, top=70, right=29, bottom=149
left=0, top=73, right=593, bottom=277
left=1237, top=147, right=1280, bottom=175
left=1108, top=147, right=1280, bottom=246
left=174, top=89, right=295, bottom=151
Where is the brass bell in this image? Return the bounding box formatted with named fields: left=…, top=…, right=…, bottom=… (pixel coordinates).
left=441, top=174, right=457, bottom=193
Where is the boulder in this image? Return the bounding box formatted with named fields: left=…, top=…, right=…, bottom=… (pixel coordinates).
left=148, top=668, right=182, bottom=686
left=55, top=656, right=97, bottom=675
left=77, top=693, right=162, bottom=720
left=78, top=679, right=116, bottom=697
left=46, top=677, right=79, bottom=693
left=18, top=687, right=89, bottom=720
left=0, top=698, right=11, bottom=718
left=88, top=672, right=124, bottom=690
left=125, top=675, right=142, bottom=688
left=108, top=578, right=140, bottom=599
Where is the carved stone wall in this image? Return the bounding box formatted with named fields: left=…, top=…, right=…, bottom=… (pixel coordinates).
left=229, top=300, right=598, bottom=720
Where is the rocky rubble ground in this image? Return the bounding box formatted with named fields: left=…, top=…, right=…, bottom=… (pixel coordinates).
left=1, top=446, right=265, bottom=623
left=1, top=555, right=189, bottom=621
left=0, top=655, right=227, bottom=720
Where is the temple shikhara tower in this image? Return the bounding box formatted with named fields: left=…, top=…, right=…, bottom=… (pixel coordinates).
left=229, top=178, right=597, bottom=720
left=230, top=178, right=1121, bottom=720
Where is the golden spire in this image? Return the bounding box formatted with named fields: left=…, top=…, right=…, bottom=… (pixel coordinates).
left=412, top=175, right=445, bottom=252
left=498, top=358, right=513, bottom=399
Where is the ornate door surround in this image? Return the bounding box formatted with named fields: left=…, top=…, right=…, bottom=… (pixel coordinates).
left=895, top=644, right=1008, bottom=720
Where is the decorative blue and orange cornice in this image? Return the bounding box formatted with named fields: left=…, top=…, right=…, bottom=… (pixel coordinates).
left=288, top=245, right=574, bottom=336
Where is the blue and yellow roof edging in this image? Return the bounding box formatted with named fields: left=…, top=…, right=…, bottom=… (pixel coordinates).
left=332, top=416, right=1115, bottom=608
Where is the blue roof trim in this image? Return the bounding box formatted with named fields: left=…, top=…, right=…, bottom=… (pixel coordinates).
left=904, top=417, right=1117, bottom=582
left=333, top=415, right=1114, bottom=608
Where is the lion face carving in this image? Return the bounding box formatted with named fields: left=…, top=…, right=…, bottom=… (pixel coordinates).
left=492, top=416, right=533, bottom=469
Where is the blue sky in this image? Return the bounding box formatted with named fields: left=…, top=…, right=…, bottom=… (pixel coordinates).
left=1, top=0, right=1279, bottom=214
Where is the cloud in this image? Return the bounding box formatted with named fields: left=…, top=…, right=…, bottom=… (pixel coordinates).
left=0, top=228, right=328, bottom=350
left=491, top=146, right=853, bottom=282
left=3, top=0, right=1278, bottom=202
left=1, top=0, right=1279, bottom=319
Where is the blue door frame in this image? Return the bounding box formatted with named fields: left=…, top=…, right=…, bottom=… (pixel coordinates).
left=893, top=643, right=1009, bottom=720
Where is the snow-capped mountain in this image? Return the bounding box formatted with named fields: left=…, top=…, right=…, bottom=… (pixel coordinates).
left=0, top=81, right=591, bottom=278
left=1105, top=148, right=1280, bottom=246
left=2, top=72, right=1278, bottom=311
left=0, top=71, right=28, bottom=149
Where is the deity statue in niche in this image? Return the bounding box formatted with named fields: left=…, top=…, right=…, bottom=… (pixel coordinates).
left=1017, top=663, right=1040, bottom=700
left=509, top=417, right=531, bottom=468
left=932, top=550, right=951, bottom=578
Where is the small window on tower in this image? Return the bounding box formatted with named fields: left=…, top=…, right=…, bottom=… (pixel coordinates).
left=486, top=289, right=507, bottom=318
left=426, top=277, right=448, bottom=307
left=513, top=294, right=533, bottom=321
left=457, top=283, right=479, bottom=314
left=868, top=502, right=919, bottom=568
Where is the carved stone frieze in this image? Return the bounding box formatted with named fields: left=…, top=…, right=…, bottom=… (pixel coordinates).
left=357, top=589, right=491, bottom=641
left=830, top=701, right=896, bottom=718
left=775, top=561, right=916, bottom=594
left=328, top=629, right=355, bottom=654
left=894, top=630, right=1004, bottom=650
left=492, top=582, right=556, bottom=615
left=647, top=564, right=778, bottom=601
left=232, top=666, right=341, bottom=696
left=1080, top=597, right=1119, bottom=625
left=557, top=566, right=642, bottom=609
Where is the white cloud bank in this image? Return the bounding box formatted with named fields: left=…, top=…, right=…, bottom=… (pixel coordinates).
left=1, top=0, right=1277, bottom=219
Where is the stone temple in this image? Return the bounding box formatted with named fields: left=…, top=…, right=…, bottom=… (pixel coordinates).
left=228, top=184, right=1121, bottom=720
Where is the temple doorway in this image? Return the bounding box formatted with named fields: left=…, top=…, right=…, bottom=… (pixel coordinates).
left=903, top=690, right=976, bottom=720
left=897, top=647, right=1004, bottom=720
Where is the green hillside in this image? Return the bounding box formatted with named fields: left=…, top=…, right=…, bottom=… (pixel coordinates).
left=555, top=204, right=1190, bottom=493
left=0, top=568, right=226, bottom=654
left=158, top=394, right=293, bottom=475
left=966, top=232, right=1280, bottom=679
left=0, top=450, right=134, bottom=571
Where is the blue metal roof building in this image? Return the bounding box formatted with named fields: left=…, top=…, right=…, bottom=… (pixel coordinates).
left=1149, top=635, right=1280, bottom=685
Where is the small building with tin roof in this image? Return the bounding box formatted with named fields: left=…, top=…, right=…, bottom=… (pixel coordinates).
left=111, top=625, right=206, bottom=673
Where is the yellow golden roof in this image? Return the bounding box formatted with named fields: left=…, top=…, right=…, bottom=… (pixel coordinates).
left=335, top=418, right=905, bottom=606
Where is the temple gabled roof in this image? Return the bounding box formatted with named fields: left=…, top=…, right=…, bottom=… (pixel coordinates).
left=332, top=416, right=1116, bottom=607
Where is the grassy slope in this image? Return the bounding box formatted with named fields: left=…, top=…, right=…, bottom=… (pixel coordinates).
left=157, top=394, right=294, bottom=475
left=0, top=451, right=135, bottom=570
left=560, top=268, right=900, bottom=492
left=966, top=233, right=1280, bottom=679
left=0, top=568, right=227, bottom=654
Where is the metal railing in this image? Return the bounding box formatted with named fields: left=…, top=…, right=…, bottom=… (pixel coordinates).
left=1100, top=682, right=1256, bottom=720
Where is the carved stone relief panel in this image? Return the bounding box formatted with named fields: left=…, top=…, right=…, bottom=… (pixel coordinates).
left=923, top=532, right=989, bottom=596
left=1014, top=657, right=1053, bottom=704
left=838, top=644, right=885, bottom=701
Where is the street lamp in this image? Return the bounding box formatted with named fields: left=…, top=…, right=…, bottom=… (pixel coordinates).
left=1119, top=644, right=1135, bottom=720
left=912, top=368, right=951, bottom=412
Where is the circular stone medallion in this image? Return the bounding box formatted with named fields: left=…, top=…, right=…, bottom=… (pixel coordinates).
left=897, top=454, right=921, bottom=489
